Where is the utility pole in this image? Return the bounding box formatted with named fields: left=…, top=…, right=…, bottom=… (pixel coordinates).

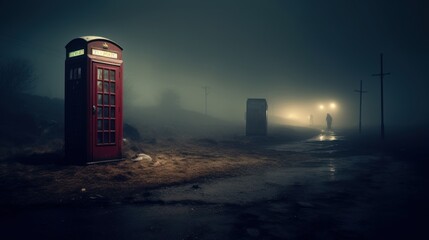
left=354, top=80, right=367, bottom=134
left=202, top=86, right=209, bottom=115
left=372, top=53, right=390, bottom=139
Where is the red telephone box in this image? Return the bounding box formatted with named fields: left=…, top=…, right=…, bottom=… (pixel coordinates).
left=65, top=36, right=123, bottom=164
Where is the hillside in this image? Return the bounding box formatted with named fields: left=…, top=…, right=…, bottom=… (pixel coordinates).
left=125, top=105, right=244, bottom=139
left=0, top=94, right=319, bottom=159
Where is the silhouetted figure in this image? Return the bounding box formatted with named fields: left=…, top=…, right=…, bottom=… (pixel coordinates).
left=309, top=114, right=314, bottom=126
left=326, top=113, right=333, bottom=130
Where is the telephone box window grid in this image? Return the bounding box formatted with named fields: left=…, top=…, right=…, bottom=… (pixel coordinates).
left=96, top=68, right=116, bottom=145
left=69, top=67, right=81, bottom=80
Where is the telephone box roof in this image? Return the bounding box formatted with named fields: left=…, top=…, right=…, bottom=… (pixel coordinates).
left=246, top=98, right=268, bottom=110
left=247, top=98, right=267, bottom=103
left=66, top=36, right=123, bottom=50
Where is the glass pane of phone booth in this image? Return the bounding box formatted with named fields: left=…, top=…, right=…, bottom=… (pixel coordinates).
left=96, top=67, right=116, bottom=145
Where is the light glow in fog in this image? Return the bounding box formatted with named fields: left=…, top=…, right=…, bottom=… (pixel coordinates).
left=270, top=100, right=341, bottom=127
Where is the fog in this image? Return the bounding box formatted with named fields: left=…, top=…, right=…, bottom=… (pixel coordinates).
left=2, top=0, right=428, bottom=130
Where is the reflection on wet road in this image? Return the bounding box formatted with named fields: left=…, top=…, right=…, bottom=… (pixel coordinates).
left=152, top=131, right=365, bottom=205
left=270, top=130, right=343, bottom=154
left=5, top=131, right=414, bottom=239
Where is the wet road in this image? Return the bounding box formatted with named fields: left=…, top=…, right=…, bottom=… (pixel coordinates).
left=2, top=131, right=427, bottom=239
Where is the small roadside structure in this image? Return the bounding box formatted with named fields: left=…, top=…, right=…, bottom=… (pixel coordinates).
left=246, top=98, right=268, bottom=136
left=65, top=36, right=124, bottom=164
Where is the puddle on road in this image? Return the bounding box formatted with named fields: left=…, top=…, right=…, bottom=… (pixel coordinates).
left=152, top=131, right=379, bottom=206
left=269, top=130, right=344, bottom=155
left=3, top=132, right=387, bottom=240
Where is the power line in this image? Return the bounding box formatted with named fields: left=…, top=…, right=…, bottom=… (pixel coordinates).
left=354, top=80, right=367, bottom=134
left=372, top=53, right=390, bottom=140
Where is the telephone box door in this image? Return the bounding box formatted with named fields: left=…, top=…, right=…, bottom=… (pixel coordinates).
left=91, top=63, right=122, bottom=161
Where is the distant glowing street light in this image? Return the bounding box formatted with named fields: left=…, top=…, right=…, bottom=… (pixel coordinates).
left=315, top=101, right=338, bottom=128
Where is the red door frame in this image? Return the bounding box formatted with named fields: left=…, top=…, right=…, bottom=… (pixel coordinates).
left=90, top=62, right=122, bottom=162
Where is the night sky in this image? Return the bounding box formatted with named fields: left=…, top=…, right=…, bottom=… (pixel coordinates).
left=2, top=0, right=428, bottom=128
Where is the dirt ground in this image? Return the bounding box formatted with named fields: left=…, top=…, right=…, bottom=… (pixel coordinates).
left=0, top=136, right=307, bottom=208
left=1, top=130, right=429, bottom=239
